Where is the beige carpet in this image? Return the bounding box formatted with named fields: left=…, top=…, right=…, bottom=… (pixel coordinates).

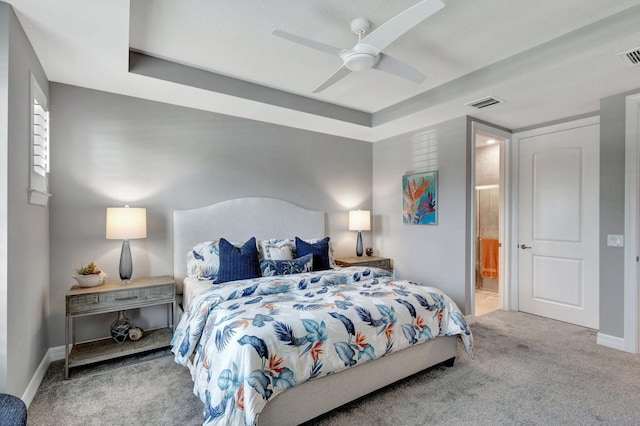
left=28, top=310, right=640, bottom=425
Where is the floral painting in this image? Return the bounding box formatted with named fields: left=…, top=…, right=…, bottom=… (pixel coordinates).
left=403, top=171, right=437, bottom=225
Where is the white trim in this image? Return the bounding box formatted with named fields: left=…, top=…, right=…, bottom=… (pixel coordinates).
left=470, top=121, right=512, bottom=319
left=510, top=115, right=601, bottom=315
left=28, top=188, right=52, bottom=206
left=21, top=345, right=66, bottom=408
left=512, top=115, right=600, bottom=139
left=501, top=129, right=512, bottom=311
left=465, top=314, right=474, bottom=325
left=468, top=130, right=477, bottom=320
left=48, top=344, right=67, bottom=362
left=624, top=93, right=640, bottom=354
left=597, top=333, right=626, bottom=351
left=509, top=131, right=520, bottom=310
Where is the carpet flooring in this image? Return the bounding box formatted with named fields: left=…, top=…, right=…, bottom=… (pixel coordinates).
left=28, top=310, right=640, bottom=425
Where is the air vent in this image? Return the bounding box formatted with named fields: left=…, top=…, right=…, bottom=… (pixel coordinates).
left=466, top=96, right=503, bottom=109
left=619, top=48, right=640, bottom=66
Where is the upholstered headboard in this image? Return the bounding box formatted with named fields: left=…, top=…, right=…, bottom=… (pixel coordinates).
left=173, top=197, right=326, bottom=293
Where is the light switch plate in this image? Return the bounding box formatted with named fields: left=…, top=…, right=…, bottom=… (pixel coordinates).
left=607, top=234, right=624, bottom=247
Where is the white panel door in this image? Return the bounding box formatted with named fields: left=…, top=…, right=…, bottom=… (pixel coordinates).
left=518, top=122, right=599, bottom=329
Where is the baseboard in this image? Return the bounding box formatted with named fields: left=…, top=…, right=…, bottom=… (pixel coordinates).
left=597, top=332, right=625, bottom=351
left=48, top=344, right=67, bottom=361
left=22, top=345, right=66, bottom=408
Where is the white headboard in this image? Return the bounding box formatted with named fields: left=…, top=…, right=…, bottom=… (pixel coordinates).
left=173, top=197, right=326, bottom=292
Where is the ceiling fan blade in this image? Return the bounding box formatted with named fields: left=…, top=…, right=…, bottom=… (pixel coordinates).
left=374, top=53, right=425, bottom=83
left=272, top=29, right=343, bottom=56
left=361, top=0, right=445, bottom=52
left=312, top=66, right=352, bottom=93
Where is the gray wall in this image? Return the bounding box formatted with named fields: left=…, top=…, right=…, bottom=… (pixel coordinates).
left=49, top=83, right=373, bottom=346
left=0, top=3, right=9, bottom=396
left=0, top=2, right=50, bottom=396
left=48, top=82, right=638, bottom=351
left=372, top=117, right=471, bottom=311
left=598, top=90, right=637, bottom=338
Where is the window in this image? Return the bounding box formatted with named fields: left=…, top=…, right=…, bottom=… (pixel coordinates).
left=29, top=74, right=51, bottom=206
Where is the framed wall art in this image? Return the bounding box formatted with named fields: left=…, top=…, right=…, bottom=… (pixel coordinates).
left=402, top=171, right=437, bottom=225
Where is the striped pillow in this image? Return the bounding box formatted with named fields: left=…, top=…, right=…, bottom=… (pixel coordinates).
left=215, top=237, right=260, bottom=284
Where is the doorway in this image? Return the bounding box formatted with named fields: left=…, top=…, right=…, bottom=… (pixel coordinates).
left=472, top=123, right=509, bottom=318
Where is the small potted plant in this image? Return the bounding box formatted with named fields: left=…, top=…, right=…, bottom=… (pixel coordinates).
left=72, top=262, right=107, bottom=287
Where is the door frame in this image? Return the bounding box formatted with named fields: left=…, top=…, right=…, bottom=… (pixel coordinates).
left=510, top=115, right=601, bottom=313
left=624, top=92, right=640, bottom=354
left=469, top=121, right=512, bottom=321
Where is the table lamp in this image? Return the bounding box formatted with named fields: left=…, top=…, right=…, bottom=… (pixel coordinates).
left=106, top=206, right=147, bottom=282
left=349, top=210, right=371, bottom=257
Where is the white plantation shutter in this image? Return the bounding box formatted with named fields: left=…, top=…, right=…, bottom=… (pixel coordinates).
left=29, top=74, right=51, bottom=205
left=33, top=99, right=49, bottom=176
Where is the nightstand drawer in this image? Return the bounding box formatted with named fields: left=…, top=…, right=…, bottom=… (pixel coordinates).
left=367, top=259, right=391, bottom=270
left=67, top=283, right=174, bottom=315
left=335, top=256, right=392, bottom=272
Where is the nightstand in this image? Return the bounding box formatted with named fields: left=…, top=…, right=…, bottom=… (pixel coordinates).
left=335, top=256, right=392, bottom=272
left=65, top=275, right=176, bottom=379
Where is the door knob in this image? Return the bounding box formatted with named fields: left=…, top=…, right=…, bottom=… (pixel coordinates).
left=520, top=244, right=532, bottom=249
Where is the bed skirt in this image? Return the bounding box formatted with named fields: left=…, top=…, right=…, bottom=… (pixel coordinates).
left=258, top=335, right=459, bottom=425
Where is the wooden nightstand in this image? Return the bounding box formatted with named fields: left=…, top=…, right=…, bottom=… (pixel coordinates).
left=65, top=275, right=176, bottom=379
left=335, top=256, right=392, bottom=272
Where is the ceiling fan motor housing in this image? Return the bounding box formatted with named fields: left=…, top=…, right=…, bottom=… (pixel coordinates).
left=341, top=44, right=379, bottom=72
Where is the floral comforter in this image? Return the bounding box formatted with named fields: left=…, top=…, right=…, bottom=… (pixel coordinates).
left=171, top=267, right=473, bottom=426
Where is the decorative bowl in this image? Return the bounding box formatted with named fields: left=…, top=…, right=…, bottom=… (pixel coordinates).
left=72, top=272, right=107, bottom=288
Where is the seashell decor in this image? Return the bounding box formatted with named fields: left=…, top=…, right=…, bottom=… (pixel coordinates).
left=128, top=327, right=144, bottom=341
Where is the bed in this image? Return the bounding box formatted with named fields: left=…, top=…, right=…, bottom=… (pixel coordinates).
left=171, top=197, right=473, bottom=425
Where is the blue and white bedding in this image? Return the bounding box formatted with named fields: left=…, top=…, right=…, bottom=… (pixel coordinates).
left=172, top=267, right=473, bottom=426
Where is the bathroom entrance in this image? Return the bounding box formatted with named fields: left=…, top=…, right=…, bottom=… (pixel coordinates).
left=473, top=124, right=508, bottom=317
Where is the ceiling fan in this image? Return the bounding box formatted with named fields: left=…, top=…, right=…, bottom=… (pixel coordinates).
left=272, top=0, right=445, bottom=93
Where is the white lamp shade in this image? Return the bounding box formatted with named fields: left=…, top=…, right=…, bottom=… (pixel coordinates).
left=349, top=210, right=371, bottom=231
left=106, top=207, right=147, bottom=240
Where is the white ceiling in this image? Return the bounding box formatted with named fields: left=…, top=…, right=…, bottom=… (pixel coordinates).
left=8, top=0, right=640, bottom=141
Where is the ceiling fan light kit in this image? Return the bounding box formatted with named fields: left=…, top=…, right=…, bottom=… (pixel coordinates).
left=343, top=53, right=376, bottom=72
left=341, top=44, right=379, bottom=72
left=272, top=0, right=445, bottom=92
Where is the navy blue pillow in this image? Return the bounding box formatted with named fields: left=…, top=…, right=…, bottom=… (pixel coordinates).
left=216, top=237, right=260, bottom=283
left=295, top=237, right=330, bottom=271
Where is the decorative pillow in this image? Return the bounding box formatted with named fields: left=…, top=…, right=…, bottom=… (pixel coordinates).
left=303, top=238, right=337, bottom=268
left=295, top=236, right=331, bottom=271
left=260, top=253, right=313, bottom=277
left=215, top=237, right=260, bottom=284
left=257, top=239, right=295, bottom=260
left=186, top=240, right=221, bottom=280
left=293, top=238, right=336, bottom=268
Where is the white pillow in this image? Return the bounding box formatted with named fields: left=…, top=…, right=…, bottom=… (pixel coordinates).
left=186, top=239, right=242, bottom=280
left=186, top=240, right=220, bottom=279
left=257, top=239, right=295, bottom=260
